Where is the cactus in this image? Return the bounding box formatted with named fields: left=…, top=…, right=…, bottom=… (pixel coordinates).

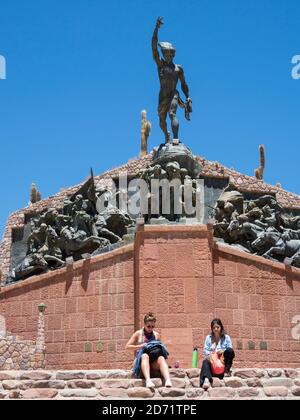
left=30, top=183, right=42, bottom=204
left=255, top=145, right=265, bottom=180
left=140, top=110, right=151, bottom=158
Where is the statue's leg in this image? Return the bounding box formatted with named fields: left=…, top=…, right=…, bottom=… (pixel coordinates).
left=44, top=255, right=65, bottom=267
left=159, top=112, right=170, bottom=143
left=169, top=96, right=179, bottom=140
left=99, top=228, right=121, bottom=244
left=263, top=248, right=275, bottom=260
left=263, top=245, right=284, bottom=260
left=158, top=98, right=170, bottom=143
left=292, top=251, right=300, bottom=267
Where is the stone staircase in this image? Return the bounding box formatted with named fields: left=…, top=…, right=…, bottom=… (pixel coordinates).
left=0, top=368, right=300, bottom=400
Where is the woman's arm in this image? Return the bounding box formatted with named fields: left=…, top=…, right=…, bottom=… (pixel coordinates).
left=224, top=335, right=233, bottom=350
left=203, top=335, right=211, bottom=358
left=125, top=331, right=145, bottom=351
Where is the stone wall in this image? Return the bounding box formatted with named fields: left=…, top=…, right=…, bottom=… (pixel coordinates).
left=135, top=224, right=300, bottom=368
left=0, top=305, right=45, bottom=370
left=213, top=243, right=300, bottom=367
left=0, top=335, right=44, bottom=370
left=135, top=224, right=215, bottom=368
left=1, top=224, right=300, bottom=370
left=0, top=246, right=135, bottom=370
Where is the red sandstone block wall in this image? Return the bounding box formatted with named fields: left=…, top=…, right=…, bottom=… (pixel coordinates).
left=0, top=246, right=135, bottom=370
left=135, top=225, right=215, bottom=368
left=1, top=224, right=300, bottom=370
left=213, top=245, right=300, bottom=367
left=136, top=225, right=300, bottom=369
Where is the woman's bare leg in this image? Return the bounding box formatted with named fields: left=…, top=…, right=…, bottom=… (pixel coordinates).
left=141, top=354, right=151, bottom=380
left=157, top=356, right=172, bottom=386
left=141, top=354, right=155, bottom=387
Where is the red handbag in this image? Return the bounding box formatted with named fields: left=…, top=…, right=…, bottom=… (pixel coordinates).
left=210, top=352, right=225, bottom=375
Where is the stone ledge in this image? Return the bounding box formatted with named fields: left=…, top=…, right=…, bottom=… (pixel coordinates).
left=214, top=241, right=300, bottom=276
left=0, top=368, right=299, bottom=400
left=0, top=244, right=134, bottom=294
left=141, top=225, right=209, bottom=234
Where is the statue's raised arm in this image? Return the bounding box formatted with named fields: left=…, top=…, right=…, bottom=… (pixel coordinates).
left=152, top=17, right=163, bottom=66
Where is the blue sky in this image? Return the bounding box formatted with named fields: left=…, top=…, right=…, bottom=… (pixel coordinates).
left=0, top=0, right=299, bottom=237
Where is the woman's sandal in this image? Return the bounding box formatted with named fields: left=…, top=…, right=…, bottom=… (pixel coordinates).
left=165, top=379, right=173, bottom=387
left=146, top=379, right=155, bottom=388
left=224, top=370, right=232, bottom=377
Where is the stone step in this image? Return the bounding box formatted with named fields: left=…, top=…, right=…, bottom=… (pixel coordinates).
left=0, top=369, right=299, bottom=400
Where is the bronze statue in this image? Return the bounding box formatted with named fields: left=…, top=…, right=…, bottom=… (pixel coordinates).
left=152, top=17, right=192, bottom=143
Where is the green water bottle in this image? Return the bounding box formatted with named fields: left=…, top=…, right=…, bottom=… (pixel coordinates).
left=192, top=347, right=198, bottom=368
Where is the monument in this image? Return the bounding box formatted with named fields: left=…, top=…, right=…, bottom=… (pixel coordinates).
left=0, top=16, right=300, bottom=382
left=4, top=18, right=203, bottom=282
left=2, top=17, right=300, bottom=282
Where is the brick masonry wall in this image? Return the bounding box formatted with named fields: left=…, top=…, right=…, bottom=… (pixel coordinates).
left=213, top=243, right=300, bottom=367
left=0, top=224, right=300, bottom=370
left=135, top=225, right=214, bottom=368
left=0, top=246, right=135, bottom=370
left=135, top=225, right=300, bottom=369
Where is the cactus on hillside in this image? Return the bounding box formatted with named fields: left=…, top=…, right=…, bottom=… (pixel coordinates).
left=255, top=144, right=265, bottom=180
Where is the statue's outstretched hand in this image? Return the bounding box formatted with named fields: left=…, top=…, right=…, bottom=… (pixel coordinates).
left=156, top=17, right=164, bottom=29
left=184, top=98, right=193, bottom=121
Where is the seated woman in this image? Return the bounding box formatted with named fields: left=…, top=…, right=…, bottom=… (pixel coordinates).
left=200, top=318, right=235, bottom=389
left=125, top=312, right=172, bottom=388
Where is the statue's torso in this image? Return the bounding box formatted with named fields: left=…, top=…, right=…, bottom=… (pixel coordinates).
left=158, top=61, right=180, bottom=96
